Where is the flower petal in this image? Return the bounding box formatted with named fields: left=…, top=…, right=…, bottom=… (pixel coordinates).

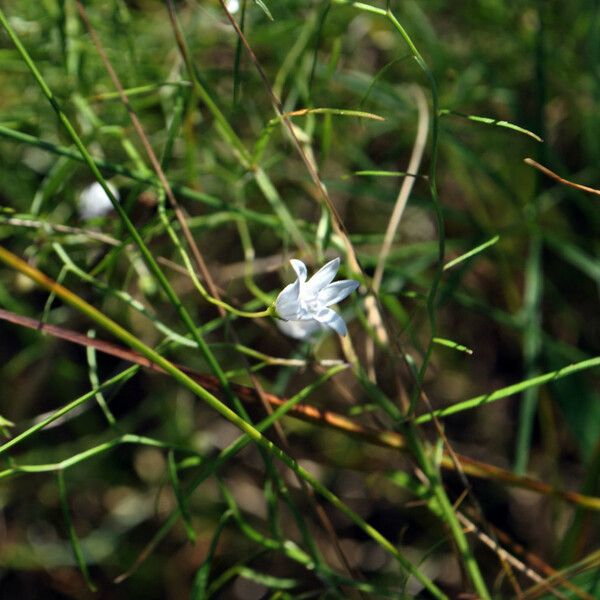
left=289, top=259, right=307, bottom=282
left=276, top=318, right=322, bottom=340
left=313, top=307, right=348, bottom=336
left=275, top=280, right=301, bottom=319
left=305, top=257, right=340, bottom=295
left=79, top=181, right=119, bottom=220
left=318, top=279, right=360, bottom=306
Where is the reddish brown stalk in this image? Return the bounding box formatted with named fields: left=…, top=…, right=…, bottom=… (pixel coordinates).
left=3, top=307, right=600, bottom=513
left=525, top=158, right=600, bottom=198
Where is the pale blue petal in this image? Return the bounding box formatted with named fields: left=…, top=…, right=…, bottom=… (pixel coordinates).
left=276, top=318, right=322, bottom=340
left=275, top=280, right=301, bottom=319
left=289, top=259, right=307, bottom=282
left=318, top=279, right=359, bottom=306
left=296, top=305, right=313, bottom=319
left=305, top=257, right=340, bottom=295
left=314, top=307, right=347, bottom=336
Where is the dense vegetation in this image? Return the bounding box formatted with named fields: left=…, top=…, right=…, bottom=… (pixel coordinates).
left=0, top=1, right=598, bottom=598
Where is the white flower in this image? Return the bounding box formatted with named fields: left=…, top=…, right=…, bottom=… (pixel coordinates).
left=275, top=258, right=359, bottom=337
left=225, top=0, right=240, bottom=14
left=78, top=181, right=119, bottom=220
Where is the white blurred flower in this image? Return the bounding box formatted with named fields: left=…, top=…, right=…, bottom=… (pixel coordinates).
left=78, top=181, right=119, bottom=220
left=225, top=0, right=240, bottom=14
left=275, top=257, right=359, bottom=337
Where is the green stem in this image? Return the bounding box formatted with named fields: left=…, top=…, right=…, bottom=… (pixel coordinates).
left=1, top=434, right=195, bottom=479
left=0, top=366, right=138, bottom=457
left=157, top=201, right=273, bottom=318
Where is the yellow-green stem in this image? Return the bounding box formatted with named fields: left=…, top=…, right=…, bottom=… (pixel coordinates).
left=0, top=244, right=446, bottom=599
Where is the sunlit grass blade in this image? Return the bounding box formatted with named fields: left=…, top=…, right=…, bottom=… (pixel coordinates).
left=213, top=566, right=300, bottom=594
left=350, top=169, right=423, bottom=178
left=440, top=109, right=543, bottom=142
left=86, top=81, right=191, bottom=103
left=85, top=329, right=117, bottom=427
left=443, top=235, right=500, bottom=271
left=433, top=337, right=474, bottom=355
left=414, top=356, right=600, bottom=425
left=252, top=0, right=273, bottom=21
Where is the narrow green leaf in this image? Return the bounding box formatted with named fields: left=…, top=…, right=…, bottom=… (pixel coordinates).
left=221, top=483, right=281, bottom=550
left=86, top=81, right=191, bottom=103
left=86, top=329, right=117, bottom=427
left=0, top=415, right=15, bottom=429
left=316, top=205, right=332, bottom=258
left=415, top=356, right=600, bottom=424
left=350, top=169, right=422, bottom=178
left=432, top=337, right=473, bottom=355
left=359, top=54, right=412, bottom=109
left=440, top=109, right=543, bottom=141
left=443, top=235, right=500, bottom=271
left=254, top=0, right=274, bottom=21
left=235, top=566, right=299, bottom=590
left=514, top=234, right=543, bottom=474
